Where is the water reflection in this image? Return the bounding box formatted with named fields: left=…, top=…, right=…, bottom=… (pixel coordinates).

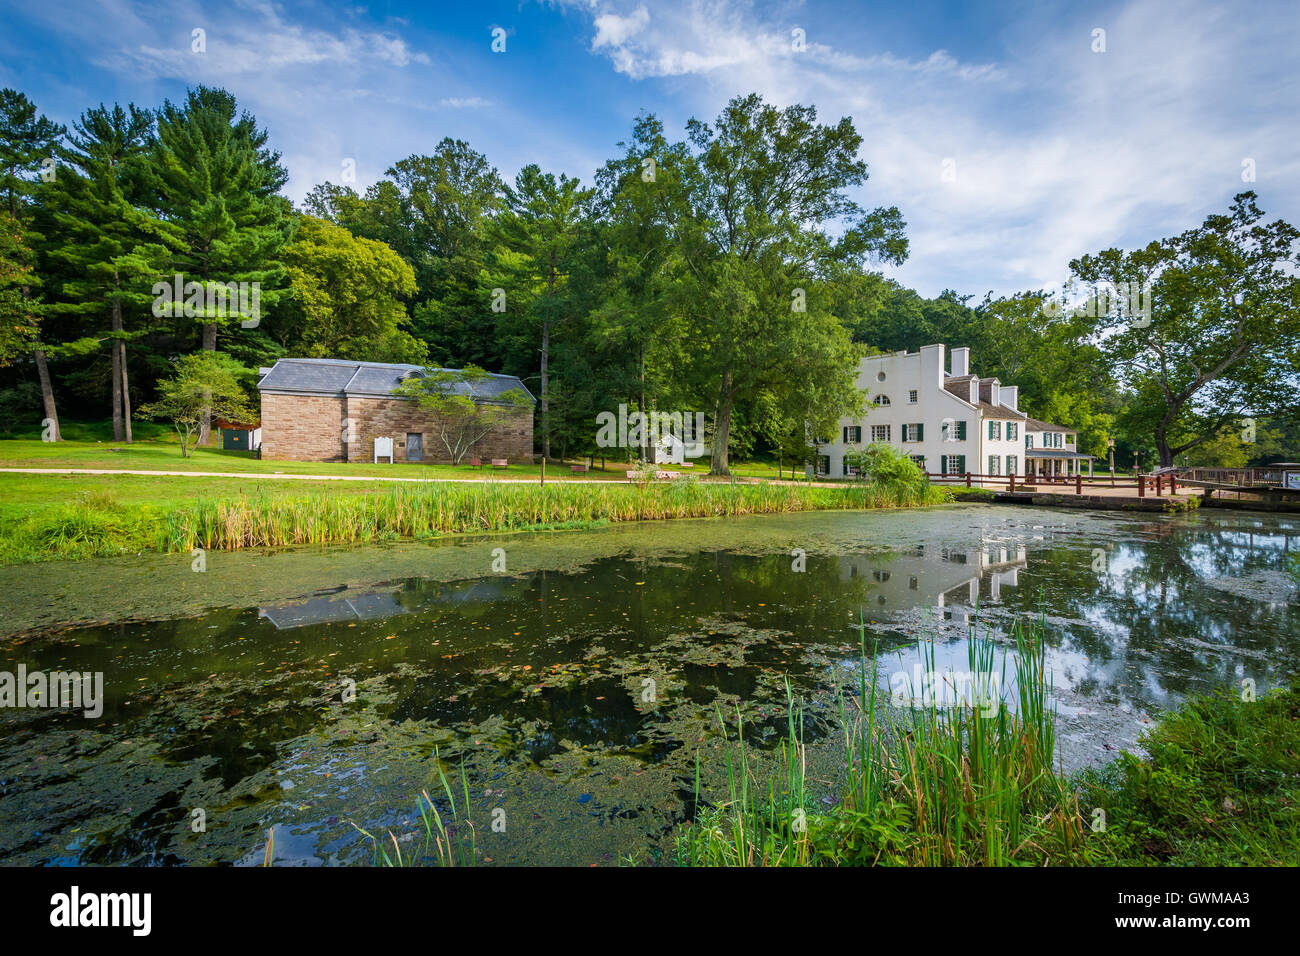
left=0, top=508, right=1295, bottom=866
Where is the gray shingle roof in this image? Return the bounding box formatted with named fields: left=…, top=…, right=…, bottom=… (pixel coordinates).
left=257, top=358, right=535, bottom=404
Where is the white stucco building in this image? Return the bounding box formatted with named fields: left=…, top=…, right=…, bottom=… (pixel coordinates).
left=812, top=344, right=1092, bottom=483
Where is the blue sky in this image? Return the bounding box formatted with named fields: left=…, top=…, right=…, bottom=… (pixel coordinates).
left=1, top=0, right=1296, bottom=299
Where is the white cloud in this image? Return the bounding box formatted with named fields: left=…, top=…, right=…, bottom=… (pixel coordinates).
left=566, top=0, right=1300, bottom=299
left=592, top=6, right=649, bottom=50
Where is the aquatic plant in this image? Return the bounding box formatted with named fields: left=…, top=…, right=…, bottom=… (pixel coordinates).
left=161, top=480, right=952, bottom=554
left=676, top=614, right=1085, bottom=866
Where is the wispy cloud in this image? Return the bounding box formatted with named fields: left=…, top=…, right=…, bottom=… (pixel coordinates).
left=563, top=0, right=1300, bottom=297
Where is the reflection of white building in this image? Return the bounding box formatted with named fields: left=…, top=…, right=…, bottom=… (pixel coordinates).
left=810, top=344, right=1093, bottom=483
left=839, top=543, right=1028, bottom=619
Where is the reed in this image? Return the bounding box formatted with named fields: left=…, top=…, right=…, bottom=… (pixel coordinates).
left=676, top=613, right=1085, bottom=866
left=160, top=479, right=951, bottom=554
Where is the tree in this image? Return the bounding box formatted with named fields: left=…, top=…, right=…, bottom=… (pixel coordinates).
left=492, top=164, right=594, bottom=459
left=279, top=215, right=423, bottom=363
left=1072, top=192, right=1300, bottom=467
left=0, top=210, right=37, bottom=365
left=0, top=89, right=65, bottom=438
left=393, top=365, right=531, bottom=464
left=140, top=351, right=254, bottom=457
left=43, top=103, right=182, bottom=441
left=140, top=86, right=291, bottom=443
left=659, top=94, right=906, bottom=475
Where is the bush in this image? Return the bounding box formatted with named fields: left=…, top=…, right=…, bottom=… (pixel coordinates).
left=844, top=443, right=927, bottom=497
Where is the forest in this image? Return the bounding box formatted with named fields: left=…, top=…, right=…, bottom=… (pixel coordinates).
left=2, top=85, right=1297, bottom=474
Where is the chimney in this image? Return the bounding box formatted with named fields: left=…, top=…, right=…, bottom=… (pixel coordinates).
left=1001, top=385, right=1018, bottom=411
left=950, top=347, right=969, bottom=377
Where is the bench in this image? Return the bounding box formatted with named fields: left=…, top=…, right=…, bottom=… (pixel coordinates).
left=491, top=459, right=508, bottom=469
left=656, top=470, right=680, bottom=481
left=570, top=463, right=589, bottom=473
left=468, top=458, right=483, bottom=469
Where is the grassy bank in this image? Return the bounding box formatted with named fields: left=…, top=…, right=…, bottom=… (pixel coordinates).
left=0, top=477, right=952, bottom=565
left=674, top=619, right=1299, bottom=867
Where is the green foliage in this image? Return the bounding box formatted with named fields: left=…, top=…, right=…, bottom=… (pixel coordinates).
left=844, top=442, right=926, bottom=496
left=1078, top=681, right=1300, bottom=865
left=1073, top=192, right=1300, bottom=467
left=280, top=214, right=423, bottom=363
left=393, top=364, right=530, bottom=464
left=139, top=351, right=254, bottom=456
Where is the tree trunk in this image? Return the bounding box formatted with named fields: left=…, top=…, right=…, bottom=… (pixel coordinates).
left=198, top=321, right=217, bottom=445
left=34, top=346, right=60, bottom=441
left=110, top=297, right=124, bottom=441
left=638, top=347, right=650, bottom=463
left=119, top=339, right=133, bottom=443
left=540, top=315, right=550, bottom=460
left=710, top=374, right=734, bottom=477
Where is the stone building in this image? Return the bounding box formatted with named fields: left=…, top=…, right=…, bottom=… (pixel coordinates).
left=257, top=358, right=535, bottom=463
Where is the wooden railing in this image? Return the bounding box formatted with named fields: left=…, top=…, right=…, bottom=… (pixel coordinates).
left=924, top=471, right=1177, bottom=497
left=1178, top=467, right=1293, bottom=487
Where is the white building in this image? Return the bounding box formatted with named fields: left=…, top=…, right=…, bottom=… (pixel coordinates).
left=812, top=344, right=1092, bottom=483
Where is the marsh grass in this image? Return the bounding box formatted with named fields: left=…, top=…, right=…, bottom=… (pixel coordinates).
left=350, top=752, right=477, bottom=867
left=676, top=614, right=1086, bottom=866
left=160, top=479, right=951, bottom=554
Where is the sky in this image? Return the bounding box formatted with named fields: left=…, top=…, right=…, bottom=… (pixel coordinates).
left=1, top=0, right=1296, bottom=299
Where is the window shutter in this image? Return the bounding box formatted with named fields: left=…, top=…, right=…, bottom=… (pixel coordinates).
left=916, top=423, right=924, bottom=442
left=958, top=455, right=966, bottom=474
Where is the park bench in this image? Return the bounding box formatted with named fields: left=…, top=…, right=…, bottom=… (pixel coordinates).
left=656, top=470, right=680, bottom=480
left=468, top=457, right=483, bottom=469
left=570, top=463, right=589, bottom=473
left=491, top=459, right=509, bottom=469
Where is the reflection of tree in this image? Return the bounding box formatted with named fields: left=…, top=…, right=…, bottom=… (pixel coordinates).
left=996, top=518, right=1300, bottom=710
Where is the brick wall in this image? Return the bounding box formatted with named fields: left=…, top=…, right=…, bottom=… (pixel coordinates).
left=259, top=392, right=347, bottom=461
left=260, top=391, right=534, bottom=464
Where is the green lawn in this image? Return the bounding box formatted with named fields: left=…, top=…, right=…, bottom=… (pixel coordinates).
left=0, top=437, right=630, bottom=481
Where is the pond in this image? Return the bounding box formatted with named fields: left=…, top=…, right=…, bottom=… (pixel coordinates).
left=1, top=504, right=1296, bottom=865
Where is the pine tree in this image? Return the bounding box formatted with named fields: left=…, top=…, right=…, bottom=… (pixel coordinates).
left=0, top=89, right=65, bottom=439
left=43, top=103, right=183, bottom=441
left=140, top=86, right=291, bottom=442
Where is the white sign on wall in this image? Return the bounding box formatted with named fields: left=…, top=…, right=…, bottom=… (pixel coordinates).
left=1285, top=471, right=1300, bottom=490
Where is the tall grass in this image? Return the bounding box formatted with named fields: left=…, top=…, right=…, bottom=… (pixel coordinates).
left=162, top=479, right=951, bottom=554
left=349, top=751, right=477, bottom=867
left=676, top=614, right=1085, bottom=866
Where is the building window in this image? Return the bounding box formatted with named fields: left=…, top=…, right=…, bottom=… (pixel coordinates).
left=908, top=390, right=918, bottom=404
left=988, top=455, right=1000, bottom=476
left=955, top=420, right=967, bottom=441
left=943, top=420, right=966, bottom=442
left=909, top=454, right=927, bottom=471
left=871, top=424, right=891, bottom=442
left=875, top=394, right=891, bottom=406
left=1026, top=434, right=1034, bottom=449
left=909, top=575, right=919, bottom=590
left=1007, top=422, right=1018, bottom=441
left=943, top=454, right=966, bottom=475
left=902, top=423, right=924, bottom=442
left=843, top=458, right=856, bottom=477
left=817, top=455, right=830, bottom=475
left=876, top=370, right=887, bottom=382
left=843, top=425, right=862, bottom=444
left=1006, top=455, right=1018, bottom=475
left=988, top=420, right=1002, bottom=441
